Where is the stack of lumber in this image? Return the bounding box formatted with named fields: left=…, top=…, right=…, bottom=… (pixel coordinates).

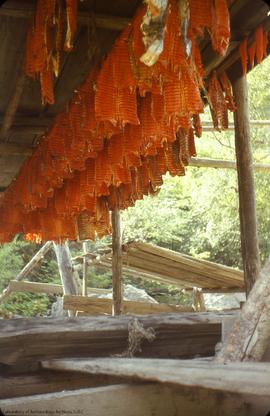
left=92, top=242, right=244, bottom=292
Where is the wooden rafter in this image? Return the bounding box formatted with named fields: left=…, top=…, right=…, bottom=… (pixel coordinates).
left=0, top=3, right=130, bottom=31
left=0, top=61, right=26, bottom=142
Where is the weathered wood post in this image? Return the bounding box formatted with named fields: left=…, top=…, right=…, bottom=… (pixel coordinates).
left=53, top=242, right=79, bottom=316
left=111, top=209, right=123, bottom=315
left=233, top=75, right=261, bottom=295
left=215, top=255, right=270, bottom=362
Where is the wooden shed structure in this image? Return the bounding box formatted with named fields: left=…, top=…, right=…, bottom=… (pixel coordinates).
left=1, top=0, right=270, bottom=414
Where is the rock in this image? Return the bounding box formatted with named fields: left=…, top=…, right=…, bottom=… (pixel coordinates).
left=203, top=293, right=246, bottom=311
left=51, top=296, right=68, bottom=317
left=90, top=284, right=158, bottom=304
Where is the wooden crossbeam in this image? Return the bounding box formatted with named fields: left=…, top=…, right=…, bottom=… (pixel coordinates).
left=0, top=142, right=32, bottom=156
left=0, top=313, right=224, bottom=365
left=63, top=294, right=193, bottom=315
left=0, top=279, right=113, bottom=302
left=0, top=62, right=26, bottom=142
left=189, top=157, right=270, bottom=172
left=0, top=3, right=130, bottom=31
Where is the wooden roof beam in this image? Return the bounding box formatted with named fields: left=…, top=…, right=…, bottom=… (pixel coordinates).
left=0, top=3, right=130, bottom=31
left=0, top=57, right=26, bottom=142
left=0, top=142, right=32, bottom=156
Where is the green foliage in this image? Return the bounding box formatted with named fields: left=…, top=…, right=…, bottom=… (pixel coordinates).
left=0, top=238, right=60, bottom=317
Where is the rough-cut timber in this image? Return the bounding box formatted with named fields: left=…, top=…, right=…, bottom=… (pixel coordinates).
left=93, top=241, right=244, bottom=291
left=0, top=313, right=227, bottom=365
left=0, top=281, right=113, bottom=299
left=233, top=75, right=261, bottom=295
left=63, top=295, right=193, bottom=315
left=0, top=369, right=125, bottom=399
left=111, top=210, right=123, bottom=315
left=215, top=256, right=270, bottom=362
left=42, top=357, right=270, bottom=398
left=2, top=382, right=269, bottom=416
left=0, top=2, right=130, bottom=31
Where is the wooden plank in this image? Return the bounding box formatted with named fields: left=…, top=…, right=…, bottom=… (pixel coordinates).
left=8, top=280, right=63, bottom=295
left=233, top=76, right=261, bottom=295
left=216, top=256, right=270, bottom=362
left=111, top=209, right=123, bottom=315
left=94, top=259, right=245, bottom=293
left=0, top=369, right=125, bottom=399
left=42, top=357, right=270, bottom=397
left=1, top=382, right=268, bottom=416
left=4, top=280, right=112, bottom=297
left=0, top=313, right=225, bottom=365
left=0, top=385, right=170, bottom=415
left=118, top=242, right=244, bottom=288
left=63, top=295, right=193, bottom=315
left=0, top=3, right=130, bottom=31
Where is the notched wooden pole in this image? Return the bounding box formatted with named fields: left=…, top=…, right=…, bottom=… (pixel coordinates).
left=111, top=209, right=123, bottom=315
left=233, top=75, right=261, bottom=295
left=53, top=241, right=79, bottom=316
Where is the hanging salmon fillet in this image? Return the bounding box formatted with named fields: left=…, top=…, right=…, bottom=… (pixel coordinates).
left=218, top=71, right=236, bottom=112
left=255, top=26, right=264, bottom=64
left=248, top=42, right=256, bottom=70
left=208, top=71, right=228, bottom=130
left=211, top=0, right=230, bottom=56
left=64, top=0, right=78, bottom=51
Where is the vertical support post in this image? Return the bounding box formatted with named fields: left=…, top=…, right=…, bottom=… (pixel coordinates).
left=111, top=209, right=123, bottom=315
left=82, top=241, right=88, bottom=296
left=233, top=75, right=261, bottom=295
left=192, top=287, right=206, bottom=312
left=53, top=241, right=79, bottom=316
